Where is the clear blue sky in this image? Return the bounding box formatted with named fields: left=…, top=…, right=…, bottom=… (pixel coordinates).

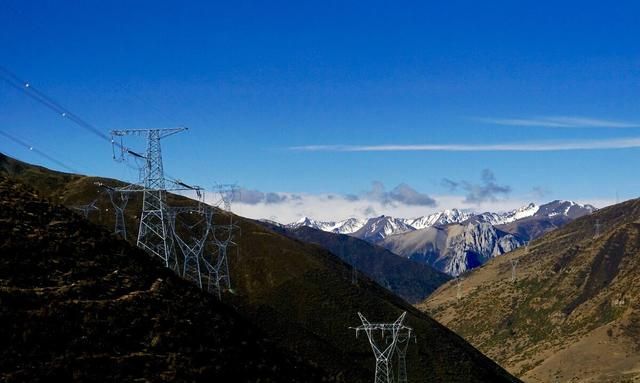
left=1, top=1, right=639, bottom=219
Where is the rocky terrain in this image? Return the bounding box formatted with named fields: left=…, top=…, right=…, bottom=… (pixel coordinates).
left=383, top=221, right=522, bottom=276
left=420, top=198, right=640, bottom=382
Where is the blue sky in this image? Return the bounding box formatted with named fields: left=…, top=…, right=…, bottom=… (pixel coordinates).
left=1, top=1, right=639, bottom=221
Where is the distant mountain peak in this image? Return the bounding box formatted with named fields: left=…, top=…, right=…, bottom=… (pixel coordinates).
left=283, top=199, right=596, bottom=243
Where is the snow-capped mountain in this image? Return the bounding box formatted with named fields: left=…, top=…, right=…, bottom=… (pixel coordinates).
left=380, top=200, right=596, bottom=276
left=286, top=217, right=366, bottom=234
left=403, top=209, right=474, bottom=230
left=534, top=200, right=596, bottom=219
left=351, top=215, right=415, bottom=243
left=475, top=203, right=540, bottom=225
left=475, top=200, right=595, bottom=226
left=286, top=200, right=595, bottom=236
left=284, top=200, right=596, bottom=276
left=287, top=217, right=333, bottom=231
left=331, top=217, right=368, bottom=234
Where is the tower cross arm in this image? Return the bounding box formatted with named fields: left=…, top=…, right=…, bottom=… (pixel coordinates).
left=110, top=127, right=188, bottom=139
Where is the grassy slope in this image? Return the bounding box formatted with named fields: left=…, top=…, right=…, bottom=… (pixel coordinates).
left=421, top=198, right=640, bottom=382
left=0, top=152, right=520, bottom=382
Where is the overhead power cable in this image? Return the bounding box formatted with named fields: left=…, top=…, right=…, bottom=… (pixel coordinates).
left=0, top=65, right=190, bottom=184
left=0, top=129, right=79, bottom=173
left=0, top=66, right=113, bottom=143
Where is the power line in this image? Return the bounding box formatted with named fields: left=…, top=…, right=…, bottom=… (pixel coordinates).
left=0, top=66, right=112, bottom=143
left=0, top=65, right=181, bottom=182
left=0, top=129, right=79, bottom=173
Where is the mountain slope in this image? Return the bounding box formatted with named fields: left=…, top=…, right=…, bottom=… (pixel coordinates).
left=0, top=176, right=325, bottom=382
left=0, top=153, right=520, bottom=382
left=382, top=222, right=523, bottom=276
left=420, top=198, right=640, bottom=382
left=266, top=224, right=451, bottom=303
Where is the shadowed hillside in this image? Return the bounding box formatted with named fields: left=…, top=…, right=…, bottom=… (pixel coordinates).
left=263, top=223, right=451, bottom=303
left=0, top=176, right=326, bottom=382
left=0, top=153, right=520, bottom=382
left=421, top=198, right=640, bottom=382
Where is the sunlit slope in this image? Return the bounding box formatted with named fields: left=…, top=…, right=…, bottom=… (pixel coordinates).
left=421, top=198, right=640, bottom=382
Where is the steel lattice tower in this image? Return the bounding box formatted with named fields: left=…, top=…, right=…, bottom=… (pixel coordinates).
left=72, top=200, right=98, bottom=219
left=395, top=329, right=414, bottom=383
left=511, top=258, right=519, bottom=282
left=111, top=128, right=186, bottom=271
left=106, top=189, right=129, bottom=237
left=167, top=205, right=214, bottom=288
left=205, top=184, right=240, bottom=299
left=112, top=192, right=128, bottom=237
left=96, top=181, right=144, bottom=239
left=352, top=312, right=409, bottom=383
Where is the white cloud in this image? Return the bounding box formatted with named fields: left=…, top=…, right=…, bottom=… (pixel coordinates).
left=229, top=192, right=531, bottom=223
left=477, top=116, right=640, bottom=128
left=289, top=137, right=640, bottom=152
left=230, top=193, right=615, bottom=223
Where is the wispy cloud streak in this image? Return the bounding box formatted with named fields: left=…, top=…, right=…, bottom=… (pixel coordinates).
left=478, top=116, right=640, bottom=128
left=290, top=137, right=640, bottom=152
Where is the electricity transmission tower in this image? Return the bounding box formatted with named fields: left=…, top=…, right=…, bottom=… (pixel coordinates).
left=95, top=182, right=135, bottom=238
left=395, top=328, right=415, bottom=383
left=110, top=127, right=187, bottom=271
left=167, top=205, right=214, bottom=288
left=456, top=277, right=463, bottom=300
left=72, top=200, right=98, bottom=219
left=594, top=219, right=602, bottom=238
left=511, top=258, right=519, bottom=282
left=110, top=191, right=129, bottom=237
left=352, top=312, right=410, bottom=383
left=205, top=184, right=240, bottom=299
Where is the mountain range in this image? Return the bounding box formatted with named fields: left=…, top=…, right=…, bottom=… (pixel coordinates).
left=287, top=201, right=596, bottom=276
left=287, top=201, right=596, bottom=239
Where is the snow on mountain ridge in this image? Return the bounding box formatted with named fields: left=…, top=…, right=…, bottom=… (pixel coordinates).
left=284, top=200, right=595, bottom=237
left=287, top=216, right=366, bottom=234
left=403, top=209, right=474, bottom=230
